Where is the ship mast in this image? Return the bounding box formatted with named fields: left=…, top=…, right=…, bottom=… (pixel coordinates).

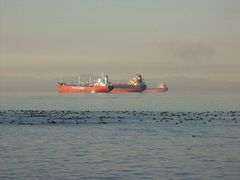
left=59, top=74, right=63, bottom=83
left=89, top=76, right=92, bottom=85
left=101, top=73, right=104, bottom=81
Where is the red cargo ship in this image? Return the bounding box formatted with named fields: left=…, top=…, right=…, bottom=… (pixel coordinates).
left=111, top=74, right=147, bottom=93
left=144, top=82, right=168, bottom=92
left=57, top=75, right=113, bottom=93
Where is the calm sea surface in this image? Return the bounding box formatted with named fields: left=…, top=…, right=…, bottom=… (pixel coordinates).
left=1, top=91, right=240, bottom=111
left=0, top=92, right=240, bottom=179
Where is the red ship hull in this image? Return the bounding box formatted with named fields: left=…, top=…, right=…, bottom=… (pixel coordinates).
left=111, top=84, right=146, bottom=93
left=144, top=88, right=168, bottom=92
left=58, top=83, right=113, bottom=93
left=111, top=88, right=143, bottom=92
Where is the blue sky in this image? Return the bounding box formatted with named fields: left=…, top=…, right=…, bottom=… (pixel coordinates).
left=1, top=0, right=240, bottom=81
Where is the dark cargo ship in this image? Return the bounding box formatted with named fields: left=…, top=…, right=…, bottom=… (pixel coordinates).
left=111, top=74, right=146, bottom=92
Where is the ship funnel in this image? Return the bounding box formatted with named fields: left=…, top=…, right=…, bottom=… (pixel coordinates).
left=104, top=75, right=109, bottom=84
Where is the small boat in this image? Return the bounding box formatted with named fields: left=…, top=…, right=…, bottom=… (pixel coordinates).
left=111, top=74, right=147, bottom=92
left=57, top=75, right=113, bottom=93
left=144, top=81, right=168, bottom=92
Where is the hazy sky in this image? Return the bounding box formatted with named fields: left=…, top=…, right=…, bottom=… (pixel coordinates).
left=1, top=0, right=240, bottom=81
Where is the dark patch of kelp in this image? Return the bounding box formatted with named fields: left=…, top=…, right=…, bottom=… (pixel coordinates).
left=0, top=110, right=239, bottom=126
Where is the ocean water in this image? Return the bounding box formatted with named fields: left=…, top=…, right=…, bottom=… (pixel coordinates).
left=0, top=91, right=240, bottom=179
left=1, top=91, right=240, bottom=111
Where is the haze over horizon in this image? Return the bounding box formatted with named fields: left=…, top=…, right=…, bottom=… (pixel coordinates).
left=1, top=0, right=240, bottom=84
